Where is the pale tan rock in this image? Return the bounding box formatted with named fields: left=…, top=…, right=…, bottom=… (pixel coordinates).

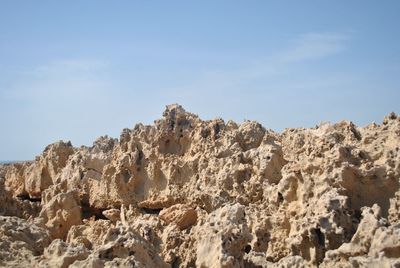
left=66, top=219, right=113, bottom=249
left=388, top=191, right=400, bottom=224
left=40, top=239, right=88, bottom=268
left=0, top=175, right=41, bottom=219
left=0, top=216, right=51, bottom=267
left=159, top=204, right=197, bottom=230
left=4, top=162, right=28, bottom=197
left=4, top=141, right=74, bottom=199
left=39, top=190, right=82, bottom=239
left=1, top=106, right=399, bottom=267
left=138, top=197, right=177, bottom=209
left=369, top=223, right=400, bottom=258
left=320, top=204, right=400, bottom=267
left=69, top=255, right=103, bottom=268
left=323, top=205, right=384, bottom=261
left=195, top=204, right=252, bottom=268
left=89, top=224, right=169, bottom=268
left=102, top=208, right=121, bottom=222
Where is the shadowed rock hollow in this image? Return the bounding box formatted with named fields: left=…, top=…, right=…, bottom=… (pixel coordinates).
left=1, top=104, right=399, bottom=267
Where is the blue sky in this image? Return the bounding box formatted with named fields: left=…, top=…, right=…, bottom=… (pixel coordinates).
left=1, top=1, right=399, bottom=160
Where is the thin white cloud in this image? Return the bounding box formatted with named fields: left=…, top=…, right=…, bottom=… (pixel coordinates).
left=3, top=32, right=349, bottom=103
left=1, top=32, right=351, bottom=115
left=2, top=58, right=111, bottom=101
left=166, top=32, right=350, bottom=93
left=280, top=33, right=349, bottom=63
left=30, top=59, right=108, bottom=78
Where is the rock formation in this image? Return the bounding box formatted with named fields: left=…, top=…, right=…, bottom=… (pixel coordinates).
left=0, top=104, right=399, bottom=267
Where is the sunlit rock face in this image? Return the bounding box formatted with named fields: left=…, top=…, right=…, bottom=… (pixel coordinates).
left=1, top=105, right=399, bottom=267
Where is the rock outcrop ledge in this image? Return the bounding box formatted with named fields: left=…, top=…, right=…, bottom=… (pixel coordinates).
left=1, top=104, right=399, bottom=267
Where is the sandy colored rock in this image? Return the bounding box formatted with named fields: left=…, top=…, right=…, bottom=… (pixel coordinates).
left=0, top=105, right=399, bottom=267
left=159, top=204, right=197, bottom=230
left=39, top=190, right=82, bottom=239
left=196, top=204, right=251, bottom=268
left=102, top=208, right=121, bottom=222
left=40, top=239, right=89, bottom=268
left=66, top=219, right=113, bottom=249
left=0, top=216, right=51, bottom=267
left=0, top=175, right=41, bottom=219
left=79, top=224, right=169, bottom=268
left=4, top=141, right=74, bottom=199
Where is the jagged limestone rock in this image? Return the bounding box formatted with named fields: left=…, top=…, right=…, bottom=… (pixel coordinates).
left=1, top=105, right=399, bottom=267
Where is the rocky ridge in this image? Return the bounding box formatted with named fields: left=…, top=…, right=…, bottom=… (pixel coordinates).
left=0, top=104, right=399, bottom=267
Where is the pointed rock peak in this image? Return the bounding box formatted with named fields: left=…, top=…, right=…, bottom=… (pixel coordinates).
left=156, top=104, right=199, bottom=131
left=383, top=112, right=398, bottom=125
left=43, top=140, right=74, bottom=156
left=162, top=103, right=187, bottom=118
left=91, top=135, right=117, bottom=153
left=161, top=103, right=199, bottom=122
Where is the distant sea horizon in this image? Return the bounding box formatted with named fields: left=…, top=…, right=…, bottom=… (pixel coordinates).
left=0, top=160, right=29, bottom=164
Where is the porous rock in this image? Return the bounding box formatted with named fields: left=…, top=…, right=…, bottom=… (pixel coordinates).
left=0, top=104, right=399, bottom=267
left=0, top=216, right=51, bottom=267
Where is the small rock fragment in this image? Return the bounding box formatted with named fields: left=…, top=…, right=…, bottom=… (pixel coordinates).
left=159, top=204, right=197, bottom=230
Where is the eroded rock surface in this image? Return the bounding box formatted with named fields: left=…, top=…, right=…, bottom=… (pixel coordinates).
left=1, top=105, right=399, bottom=267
